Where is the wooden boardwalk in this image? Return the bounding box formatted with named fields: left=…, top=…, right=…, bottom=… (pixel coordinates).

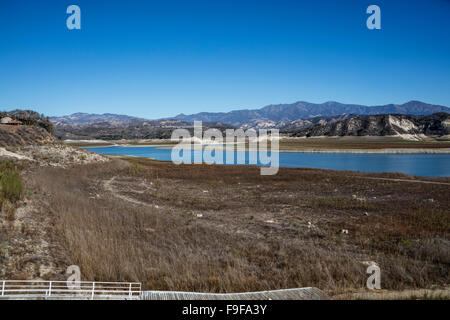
left=141, top=287, right=328, bottom=300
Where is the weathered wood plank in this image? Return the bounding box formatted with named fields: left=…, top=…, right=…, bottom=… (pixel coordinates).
left=141, top=287, right=328, bottom=300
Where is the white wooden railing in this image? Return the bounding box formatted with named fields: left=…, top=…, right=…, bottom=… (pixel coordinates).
left=0, top=280, right=141, bottom=300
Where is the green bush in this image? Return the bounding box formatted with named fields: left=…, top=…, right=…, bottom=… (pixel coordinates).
left=128, top=163, right=144, bottom=175
left=0, top=161, right=23, bottom=208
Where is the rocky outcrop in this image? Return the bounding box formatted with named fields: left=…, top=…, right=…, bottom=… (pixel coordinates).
left=288, top=113, right=450, bottom=138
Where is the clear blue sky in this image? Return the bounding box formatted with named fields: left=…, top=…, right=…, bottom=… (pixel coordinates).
left=0, top=0, right=449, bottom=118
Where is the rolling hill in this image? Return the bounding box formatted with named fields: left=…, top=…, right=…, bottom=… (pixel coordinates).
left=50, top=112, right=146, bottom=124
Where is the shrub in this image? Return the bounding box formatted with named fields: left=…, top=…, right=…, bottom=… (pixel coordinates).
left=0, top=161, right=23, bottom=209
left=128, top=163, right=144, bottom=175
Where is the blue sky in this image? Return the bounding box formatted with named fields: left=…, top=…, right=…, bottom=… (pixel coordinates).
left=0, top=0, right=449, bottom=118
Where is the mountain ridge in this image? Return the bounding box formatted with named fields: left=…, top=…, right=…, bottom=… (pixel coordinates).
left=173, top=100, right=449, bottom=127
left=50, top=112, right=147, bottom=124
left=287, top=113, right=450, bottom=138
left=48, top=100, right=449, bottom=131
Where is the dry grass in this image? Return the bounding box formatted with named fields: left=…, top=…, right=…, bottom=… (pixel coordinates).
left=0, top=160, right=24, bottom=272
left=13, top=157, right=450, bottom=296
left=0, top=125, right=54, bottom=147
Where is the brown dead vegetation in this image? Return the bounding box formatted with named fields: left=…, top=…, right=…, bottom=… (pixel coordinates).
left=2, top=157, right=449, bottom=296
left=0, top=125, right=54, bottom=147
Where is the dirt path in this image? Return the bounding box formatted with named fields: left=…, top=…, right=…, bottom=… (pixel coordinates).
left=103, top=176, right=154, bottom=207
left=0, top=198, right=65, bottom=280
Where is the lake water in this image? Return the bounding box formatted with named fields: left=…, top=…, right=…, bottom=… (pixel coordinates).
left=85, top=146, right=450, bottom=177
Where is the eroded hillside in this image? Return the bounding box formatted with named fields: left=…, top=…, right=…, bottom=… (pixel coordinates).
left=288, top=113, right=450, bottom=138
left=0, top=125, right=54, bottom=148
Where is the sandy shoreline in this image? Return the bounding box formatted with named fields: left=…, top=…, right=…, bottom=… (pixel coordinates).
left=80, top=143, right=450, bottom=154
left=277, top=148, right=450, bottom=154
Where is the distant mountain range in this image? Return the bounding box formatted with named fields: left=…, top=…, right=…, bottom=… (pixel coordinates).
left=45, top=100, right=450, bottom=140
left=51, top=118, right=233, bottom=141
left=50, top=112, right=145, bottom=124
left=174, top=100, right=449, bottom=128
left=288, top=113, right=450, bottom=138
left=49, top=101, right=449, bottom=129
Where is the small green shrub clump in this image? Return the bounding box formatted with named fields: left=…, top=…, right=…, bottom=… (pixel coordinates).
left=0, top=161, right=23, bottom=217
left=128, top=163, right=144, bottom=176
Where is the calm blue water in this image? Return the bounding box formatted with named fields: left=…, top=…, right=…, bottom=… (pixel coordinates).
left=85, top=146, right=450, bottom=177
